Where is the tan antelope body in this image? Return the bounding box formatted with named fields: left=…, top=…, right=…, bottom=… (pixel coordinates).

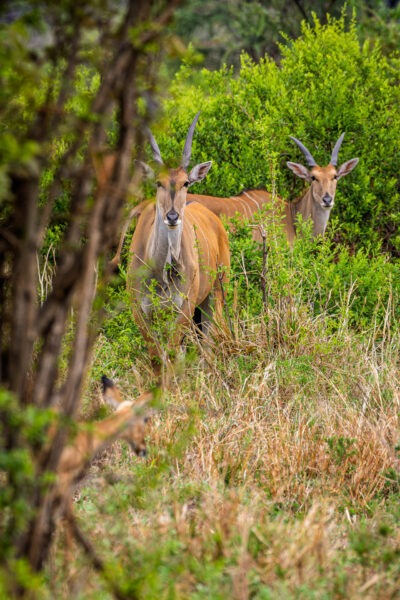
left=37, top=377, right=151, bottom=574
left=127, top=114, right=230, bottom=370
left=188, top=188, right=274, bottom=221
left=110, top=188, right=285, bottom=259
left=187, top=189, right=279, bottom=242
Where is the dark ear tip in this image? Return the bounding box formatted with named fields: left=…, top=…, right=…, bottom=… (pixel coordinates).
left=101, top=375, right=114, bottom=391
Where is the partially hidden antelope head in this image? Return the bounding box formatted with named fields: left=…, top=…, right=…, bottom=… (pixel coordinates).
left=43, top=376, right=153, bottom=572
left=127, top=112, right=230, bottom=375
left=286, top=133, right=359, bottom=238
left=56, top=376, right=152, bottom=494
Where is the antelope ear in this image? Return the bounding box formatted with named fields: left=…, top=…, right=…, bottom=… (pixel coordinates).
left=188, top=161, right=212, bottom=186
left=101, top=375, right=123, bottom=409
left=286, top=161, right=312, bottom=182
left=336, top=158, right=359, bottom=179
left=135, top=160, right=155, bottom=180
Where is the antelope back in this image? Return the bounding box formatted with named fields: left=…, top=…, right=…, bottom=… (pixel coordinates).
left=187, top=189, right=274, bottom=220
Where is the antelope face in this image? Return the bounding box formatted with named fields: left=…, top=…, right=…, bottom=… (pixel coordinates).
left=121, top=413, right=150, bottom=457
left=287, top=134, right=359, bottom=214
left=156, top=167, right=190, bottom=229
left=309, top=165, right=338, bottom=210
left=102, top=376, right=152, bottom=458
left=287, top=158, right=359, bottom=212
left=146, top=112, right=212, bottom=229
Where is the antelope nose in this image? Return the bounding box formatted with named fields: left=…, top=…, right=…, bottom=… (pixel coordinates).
left=322, top=194, right=333, bottom=207
left=130, top=442, right=147, bottom=457
left=166, top=209, right=179, bottom=226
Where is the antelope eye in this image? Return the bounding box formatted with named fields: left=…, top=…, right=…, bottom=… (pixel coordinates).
left=156, top=181, right=162, bottom=188
left=333, top=174, right=338, bottom=180
left=183, top=181, right=190, bottom=188
left=311, top=175, right=316, bottom=181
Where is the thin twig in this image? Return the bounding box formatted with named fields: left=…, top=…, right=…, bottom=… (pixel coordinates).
left=259, top=225, right=268, bottom=311
left=218, top=266, right=234, bottom=337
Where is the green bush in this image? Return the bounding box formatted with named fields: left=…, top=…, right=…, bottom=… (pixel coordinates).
left=225, top=213, right=400, bottom=332
left=0, top=389, right=55, bottom=560
left=90, top=272, right=146, bottom=380
left=158, top=15, right=400, bottom=255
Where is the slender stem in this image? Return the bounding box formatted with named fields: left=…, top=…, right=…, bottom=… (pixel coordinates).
left=218, top=267, right=234, bottom=337
left=260, top=226, right=268, bottom=311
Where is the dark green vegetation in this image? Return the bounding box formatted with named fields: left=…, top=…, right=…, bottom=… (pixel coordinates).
left=174, top=0, right=400, bottom=67
left=1, top=1, right=400, bottom=598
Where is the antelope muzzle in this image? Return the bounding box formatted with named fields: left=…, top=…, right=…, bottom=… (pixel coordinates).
left=165, top=208, right=180, bottom=227
left=322, top=193, right=333, bottom=208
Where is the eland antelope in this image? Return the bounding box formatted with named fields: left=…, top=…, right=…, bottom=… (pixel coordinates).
left=38, top=377, right=152, bottom=573
left=126, top=113, right=230, bottom=373
left=188, top=133, right=359, bottom=244
left=284, top=133, right=359, bottom=243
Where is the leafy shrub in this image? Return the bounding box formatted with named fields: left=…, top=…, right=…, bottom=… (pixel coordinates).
left=90, top=273, right=146, bottom=380
left=225, top=213, right=400, bottom=332
left=0, top=389, right=55, bottom=559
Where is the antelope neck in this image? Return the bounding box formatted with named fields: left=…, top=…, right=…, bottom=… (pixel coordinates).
left=291, top=188, right=331, bottom=236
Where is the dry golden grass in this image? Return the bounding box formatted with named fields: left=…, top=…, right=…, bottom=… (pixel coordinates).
left=48, top=303, right=400, bottom=599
